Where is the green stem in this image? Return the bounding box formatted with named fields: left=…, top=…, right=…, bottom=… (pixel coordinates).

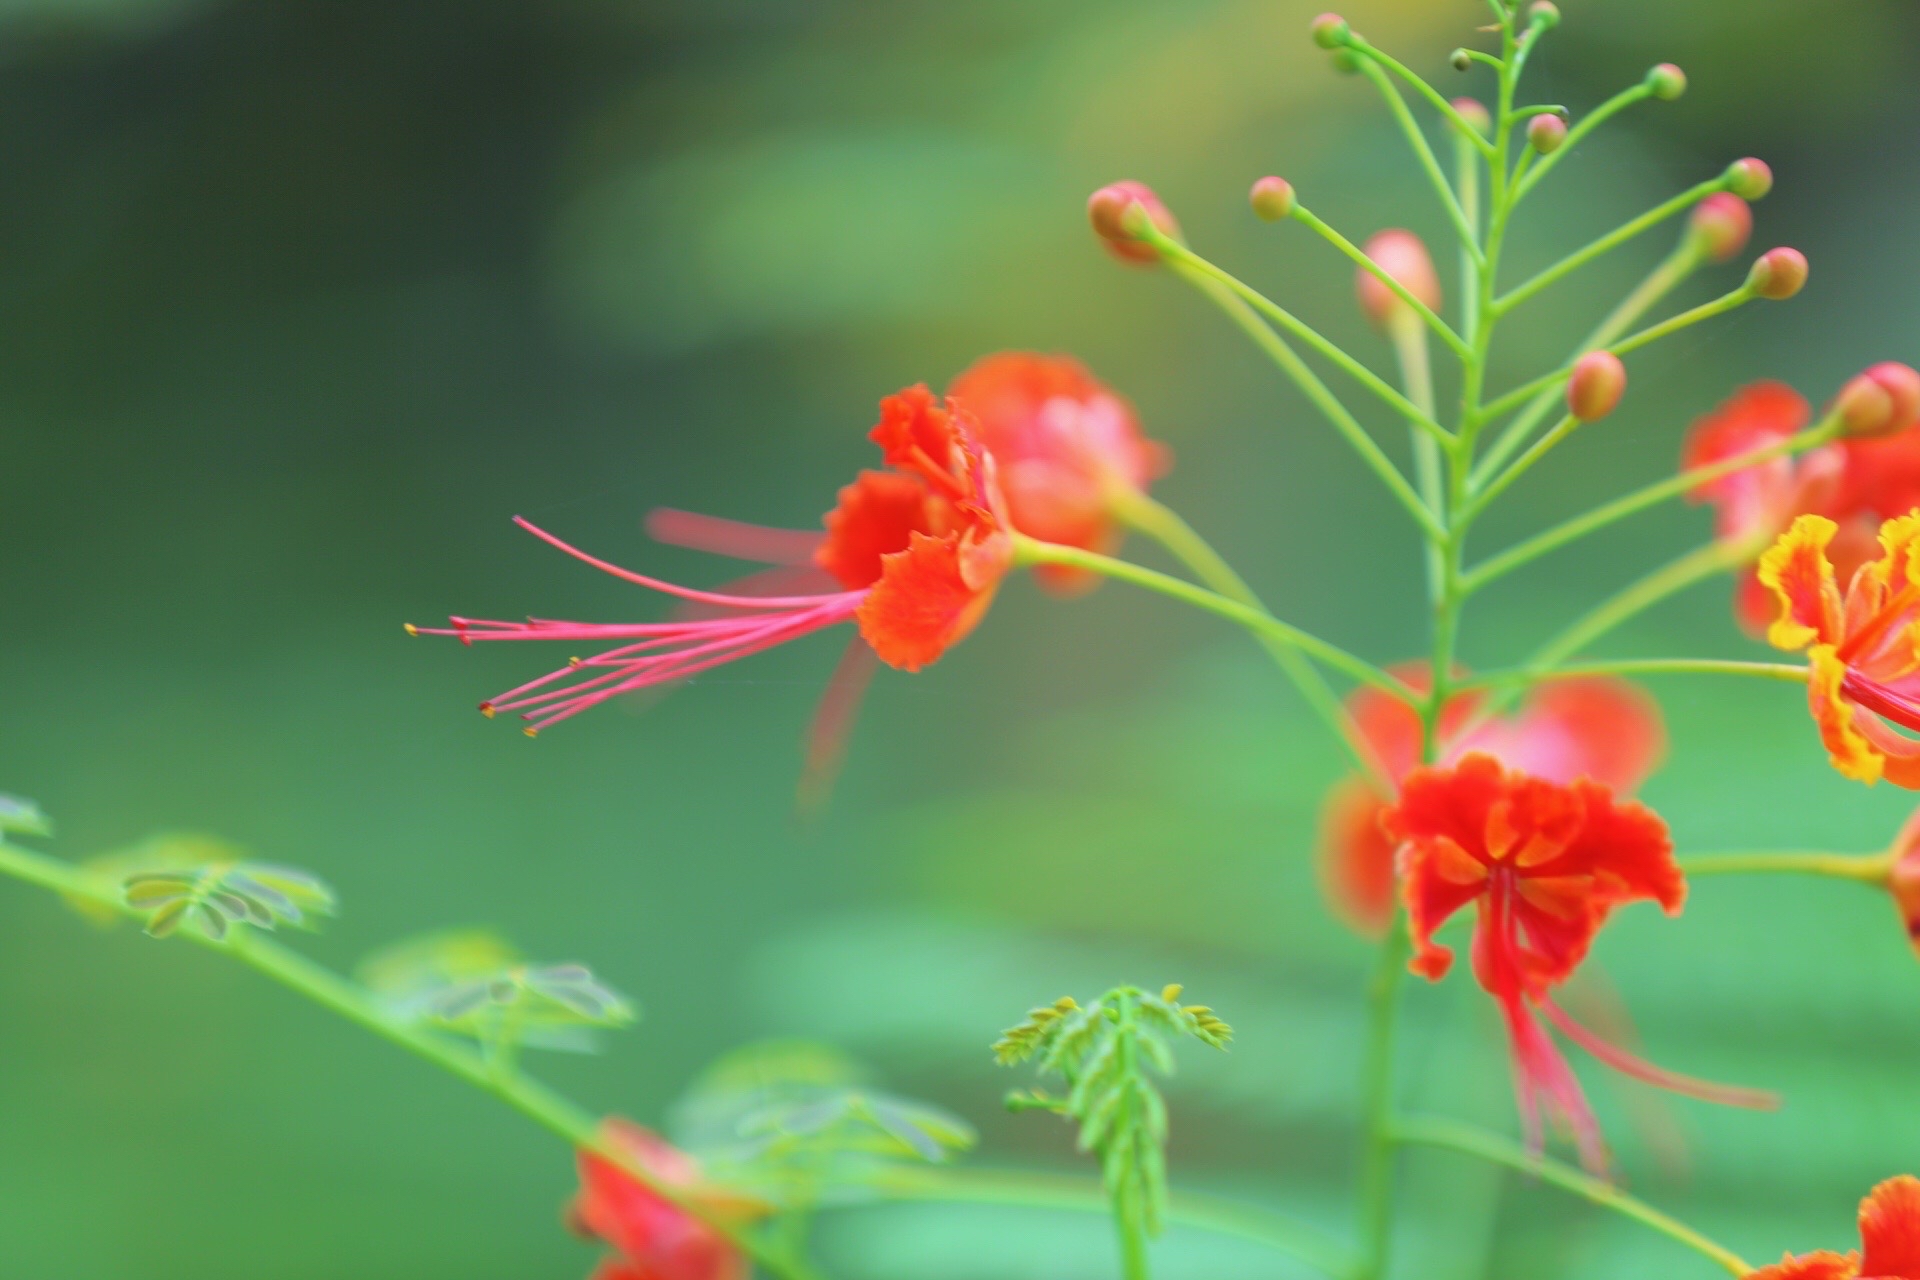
left=1390, top=313, right=1447, bottom=607
left=1461, top=418, right=1841, bottom=593
left=0, top=839, right=820, bottom=1280
left=1149, top=231, right=1454, bottom=448
left=1459, top=658, right=1807, bottom=689
left=1463, top=412, right=1580, bottom=516
left=1112, top=997, right=1152, bottom=1280
left=1495, top=175, right=1730, bottom=313
left=1354, top=59, right=1486, bottom=263
left=1295, top=203, right=1472, bottom=357
left=1112, top=489, right=1393, bottom=789
left=1011, top=534, right=1416, bottom=702
left=1680, top=851, right=1892, bottom=883
left=1511, top=83, right=1654, bottom=204
left=1391, top=1116, right=1753, bottom=1276
left=1354, top=919, right=1412, bottom=1280
left=1344, top=36, right=1497, bottom=161
left=1168, top=262, right=1447, bottom=539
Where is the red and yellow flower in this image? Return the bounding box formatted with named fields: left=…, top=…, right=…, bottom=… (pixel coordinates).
left=1759, top=512, right=1920, bottom=787
left=1747, top=1175, right=1920, bottom=1280
left=568, top=1121, right=755, bottom=1280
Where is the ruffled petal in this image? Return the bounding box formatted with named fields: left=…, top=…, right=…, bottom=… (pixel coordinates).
left=1501, top=677, right=1666, bottom=792
left=857, top=531, right=1001, bottom=671
left=1681, top=381, right=1809, bottom=541
left=870, top=384, right=969, bottom=493
left=816, top=470, right=940, bottom=590
left=1889, top=810, right=1920, bottom=959
left=1564, top=779, right=1685, bottom=914
left=1759, top=515, right=1845, bottom=652
left=1743, top=1252, right=1861, bottom=1280
left=1388, top=754, right=1508, bottom=980
left=1859, top=1174, right=1920, bottom=1277
left=1317, top=777, right=1397, bottom=937
left=1809, top=645, right=1887, bottom=785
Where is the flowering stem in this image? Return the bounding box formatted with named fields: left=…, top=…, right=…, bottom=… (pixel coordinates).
left=1458, top=658, right=1807, bottom=689
left=1389, top=1115, right=1753, bottom=1275
left=1494, top=174, right=1731, bottom=314
left=1354, top=918, right=1412, bottom=1280
left=1390, top=314, right=1448, bottom=607
left=1010, top=534, right=1417, bottom=703
left=1462, top=411, right=1580, bottom=515
left=1113, top=489, right=1395, bottom=790
left=1354, top=59, right=1486, bottom=262
left=1511, top=83, right=1654, bottom=204
left=1168, top=263, right=1447, bottom=540
left=1295, top=203, right=1472, bottom=357
left=0, top=838, right=822, bottom=1280
left=1680, top=851, right=1892, bottom=883
left=1343, top=35, right=1497, bottom=161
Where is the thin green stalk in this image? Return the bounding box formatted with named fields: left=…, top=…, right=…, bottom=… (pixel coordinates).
left=1459, top=658, right=1807, bottom=689
left=1354, top=919, right=1412, bottom=1280
left=1345, top=36, right=1497, bottom=160
left=1113, top=998, right=1152, bottom=1280
left=1454, top=118, right=1483, bottom=341
left=1170, top=263, right=1447, bottom=540
left=1391, top=1115, right=1752, bottom=1276
left=1148, top=230, right=1454, bottom=447
left=1355, top=59, right=1485, bottom=260
left=1681, top=851, right=1891, bottom=883
left=1112, top=488, right=1393, bottom=790
left=0, top=839, right=821, bottom=1280
left=1463, top=411, right=1579, bottom=516
left=1011, top=534, right=1416, bottom=702
left=1462, top=418, right=1841, bottom=593
left=863, top=1168, right=1357, bottom=1279
left=1495, top=175, right=1731, bottom=313
left=1390, top=314, right=1447, bottom=606
left=1295, top=203, right=1472, bottom=357
left=1512, top=83, right=1654, bottom=204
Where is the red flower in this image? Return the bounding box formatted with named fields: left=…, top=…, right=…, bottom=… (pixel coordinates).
left=1759, top=513, right=1920, bottom=788
left=1891, top=810, right=1920, bottom=959
left=948, top=352, right=1169, bottom=594
left=1747, top=1176, right=1920, bottom=1280
left=568, top=1121, right=749, bottom=1280
left=1317, top=666, right=1664, bottom=935
left=1385, top=754, right=1774, bottom=1172
left=411, top=385, right=1011, bottom=734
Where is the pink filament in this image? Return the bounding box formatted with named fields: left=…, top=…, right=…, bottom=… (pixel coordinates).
left=513, top=516, right=858, bottom=609
left=644, top=508, right=824, bottom=566
left=1539, top=997, right=1781, bottom=1112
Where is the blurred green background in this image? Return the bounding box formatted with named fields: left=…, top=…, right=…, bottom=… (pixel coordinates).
left=4, top=0, right=1920, bottom=1275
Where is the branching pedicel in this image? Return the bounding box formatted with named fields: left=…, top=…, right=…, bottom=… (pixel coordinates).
left=9, top=3, right=1920, bottom=1279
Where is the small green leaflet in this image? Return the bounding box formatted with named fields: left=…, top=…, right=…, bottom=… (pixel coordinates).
left=124, top=862, right=336, bottom=941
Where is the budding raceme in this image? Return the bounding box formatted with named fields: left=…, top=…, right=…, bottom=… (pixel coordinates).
left=1748, top=247, right=1809, bottom=300
left=1356, top=229, right=1441, bottom=330
left=1527, top=112, right=1568, bottom=155
left=1567, top=351, right=1627, bottom=423
left=1087, top=181, right=1179, bottom=266
left=1835, top=363, right=1920, bottom=440
left=1686, top=193, right=1753, bottom=264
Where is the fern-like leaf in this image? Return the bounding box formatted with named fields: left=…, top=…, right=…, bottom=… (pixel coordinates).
left=123, top=860, right=335, bottom=941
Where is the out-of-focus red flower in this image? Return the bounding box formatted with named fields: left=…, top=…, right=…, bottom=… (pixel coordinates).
left=1760, top=513, right=1920, bottom=788
left=949, top=352, right=1169, bottom=595
left=1317, top=665, right=1664, bottom=935
left=1385, top=754, right=1774, bottom=1172
left=1888, top=809, right=1920, bottom=959
left=410, top=385, right=1011, bottom=735
left=568, top=1121, right=750, bottom=1280
left=1746, top=1175, right=1920, bottom=1280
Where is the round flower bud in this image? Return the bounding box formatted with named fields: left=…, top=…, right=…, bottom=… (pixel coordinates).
left=1726, top=157, right=1774, bottom=201
left=1087, top=181, right=1180, bottom=266
left=1451, top=97, right=1492, bottom=137
left=1329, top=48, right=1362, bottom=75
left=1527, top=113, right=1568, bottom=155
left=1567, top=351, right=1627, bottom=423
left=1310, top=13, right=1350, bottom=49
left=1528, top=2, right=1561, bottom=27
left=1686, top=193, right=1752, bottom=264
left=1356, top=229, right=1441, bottom=329
left=1836, top=363, right=1920, bottom=439
left=1646, top=63, right=1687, bottom=100
left=1249, top=176, right=1296, bottom=222
left=1747, top=247, right=1808, bottom=300
left=1450, top=48, right=1472, bottom=72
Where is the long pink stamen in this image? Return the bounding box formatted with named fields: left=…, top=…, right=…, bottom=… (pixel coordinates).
left=1841, top=671, right=1920, bottom=735
left=1502, top=995, right=1610, bottom=1176
left=644, top=508, right=823, bottom=565
left=513, top=516, right=860, bottom=609
left=1540, top=998, right=1781, bottom=1111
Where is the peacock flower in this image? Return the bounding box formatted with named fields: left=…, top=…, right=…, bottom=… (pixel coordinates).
left=410, top=385, right=1011, bottom=735
left=1317, top=666, right=1664, bottom=936
left=1759, top=512, right=1920, bottom=788
left=1746, top=1175, right=1920, bottom=1280
left=948, top=352, right=1169, bottom=595
left=1889, top=810, right=1920, bottom=960
left=1385, top=753, right=1775, bottom=1173
left=567, top=1120, right=753, bottom=1280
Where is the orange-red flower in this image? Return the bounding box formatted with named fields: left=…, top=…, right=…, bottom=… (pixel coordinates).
left=1747, top=1176, right=1920, bottom=1280
left=948, top=352, right=1168, bottom=594
left=1890, top=810, right=1920, bottom=958
left=411, top=385, right=1011, bottom=734
left=1385, top=753, right=1773, bottom=1172
left=568, top=1121, right=749, bottom=1280
left=1760, top=512, right=1920, bottom=787
left=1317, top=666, right=1664, bottom=935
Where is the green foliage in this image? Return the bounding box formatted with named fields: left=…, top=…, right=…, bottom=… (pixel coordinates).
left=123, top=861, right=334, bottom=941
left=0, top=794, right=50, bottom=838
left=995, top=984, right=1231, bottom=1239
left=357, top=929, right=633, bottom=1054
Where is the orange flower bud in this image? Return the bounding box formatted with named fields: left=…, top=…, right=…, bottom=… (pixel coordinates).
left=1567, top=352, right=1627, bottom=423
left=1726, top=157, right=1773, bottom=201
left=1686, top=193, right=1752, bottom=264
left=1646, top=63, right=1687, bottom=101
left=1248, top=176, right=1296, bottom=222
left=1356, top=229, right=1441, bottom=329
left=1086, top=181, right=1179, bottom=266
left=1310, top=12, right=1349, bottom=48
left=1452, top=97, right=1492, bottom=137
left=1836, top=363, right=1920, bottom=439
left=1747, top=247, right=1808, bottom=300
left=1527, top=113, right=1568, bottom=155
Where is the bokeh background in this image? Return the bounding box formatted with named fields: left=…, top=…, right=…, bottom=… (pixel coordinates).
left=4, top=0, right=1920, bottom=1275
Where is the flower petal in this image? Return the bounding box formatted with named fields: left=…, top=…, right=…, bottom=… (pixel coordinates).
left=1743, top=1252, right=1861, bottom=1280
left=857, top=531, right=1000, bottom=671
left=1759, top=515, right=1844, bottom=652
left=1809, top=645, right=1887, bottom=785
left=817, top=470, right=940, bottom=591
left=1859, top=1174, right=1920, bottom=1277
left=1316, top=777, right=1397, bottom=938
left=1500, top=677, right=1666, bottom=792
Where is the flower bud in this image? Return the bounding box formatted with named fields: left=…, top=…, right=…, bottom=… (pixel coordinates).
left=1567, top=351, right=1627, bottom=422
left=1310, top=13, right=1349, bottom=49
left=1356, top=229, right=1441, bottom=329
left=1527, top=113, right=1568, bottom=154
left=1725, top=157, right=1774, bottom=201
left=1835, top=363, right=1920, bottom=439
left=1329, top=48, right=1362, bottom=75
left=1452, top=97, right=1492, bottom=137
left=1249, top=176, right=1296, bottom=222
left=1747, top=247, right=1808, bottom=300
left=1646, top=63, right=1687, bottom=101
left=1528, top=1, right=1561, bottom=27
left=1087, top=181, right=1180, bottom=266
left=1686, top=193, right=1752, bottom=264
left=1450, top=48, right=1472, bottom=72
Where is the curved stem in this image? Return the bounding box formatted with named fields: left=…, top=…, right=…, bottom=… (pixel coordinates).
left=1011, top=535, right=1416, bottom=702
left=1295, top=203, right=1472, bottom=357
left=1390, top=314, right=1447, bottom=606
left=1459, top=658, right=1807, bottom=689
left=1390, top=1115, right=1753, bottom=1276
left=1464, top=412, right=1579, bottom=515
left=1495, top=175, right=1730, bottom=314
left=1355, top=920, right=1412, bottom=1280
left=1511, top=83, right=1654, bottom=205
left=1681, top=850, right=1892, bottom=883
left=1344, top=36, right=1497, bottom=160
left=1354, top=59, right=1485, bottom=262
